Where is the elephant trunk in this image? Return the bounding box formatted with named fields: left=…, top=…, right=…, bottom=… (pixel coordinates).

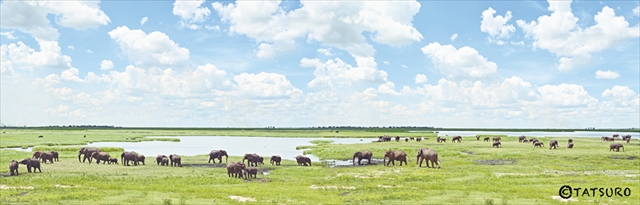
left=416, top=155, right=420, bottom=164
left=225, top=154, right=228, bottom=162
left=78, top=152, right=82, bottom=162
left=383, top=156, right=386, bottom=166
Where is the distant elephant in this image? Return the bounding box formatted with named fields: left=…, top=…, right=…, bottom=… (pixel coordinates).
left=416, top=137, right=422, bottom=142
left=242, top=153, right=262, bottom=167
left=270, top=155, right=281, bottom=166
left=160, top=156, right=169, bottom=166
left=410, top=137, right=415, bottom=140
left=493, top=137, right=501, bottom=142
left=78, top=147, right=101, bottom=163
left=383, top=150, right=407, bottom=166
left=452, top=136, right=462, bottom=143
left=9, top=160, right=19, bottom=176
left=518, top=135, right=527, bottom=142
left=492, top=142, right=501, bottom=148
left=523, top=139, right=529, bottom=143
left=567, top=142, right=574, bottom=149
left=405, top=138, right=409, bottom=142
left=208, top=150, right=229, bottom=163
left=416, top=148, right=440, bottom=168
left=534, top=142, right=544, bottom=147
left=108, top=158, right=118, bottom=164
left=121, top=151, right=139, bottom=166
left=169, top=154, right=182, bottom=167
left=476, top=135, right=481, bottom=140
left=353, top=150, right=373, bottom=165
left=549, top=140, right=558, bottom=149
left=609, top=143, right=624, bottom=152
left=568, top=139, right=573, bottom=143
left=483, top=137, right=490, bottom=142
left=39, top=152, right=55, bottom=164
left=91, top=152, right=111, bottom=164
left=530, top=138, right=539, bottom=143
left=51, top=151, right=59, bottom=161
left=32, top=151, right=44, bottom=159
left=156, top=155, right=166, bottom=165
left=136, top=154, right=146, bottom=165
left=613, top=134, right=620, bottom=138
left=437, top=137, right=446, bottom=143
left=245, top=167, right=258, bottom=179
left=226, top=162, right=246, bottom=179
left=19, top=158, right=41, bottom=173
left=295, top=155, right=311, bottom=166
left=395, top=136, right=400, bottom=142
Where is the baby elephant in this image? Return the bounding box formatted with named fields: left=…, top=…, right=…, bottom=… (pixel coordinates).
left=567, top=142, right=574, bottom=149
left=108, top=158, right=118, bottom=165
left=549, top=140, right=558, bottom=149
left=245, top=167, right=258, bottom=179
left=492, top=142, right=501, bottom=148
left=9, top=160, right=19, bottom=176
left=160, top=156, right=169, bottom=166
left=534, top=142, right=544, bottom=147
left=270, top=155, right=281, bottom=166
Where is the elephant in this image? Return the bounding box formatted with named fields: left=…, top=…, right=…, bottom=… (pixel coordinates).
left=156, top=155, right=167, bottom=165
left=613, top=134, right=620, bottom=138
left=383, top=150, right=407, bottom=166
left=352, top=150, right=373, bottom=165
left=405, top=138, right=409, bottom=142
left=295, top=155, right=311, bottom=166
left=492, top=142, right=501, bottom=148
left=534, top=142, right=544, bottom=147
left=19, top=158, right=41, bottom=173
left=208, top=150, right=229, bottom=164
left=416, top=137, right=422, bottom=142
left=32, top=151, right=44, bottom=159
left=108, top=158, right=118, bottom=164
left=245, top=167, right=258, bottom=179
left=609, top=143, right=624, bottom=152
left=410, top=137, right=415, bottom=140
left=242, top=153, right=262, bottom=167
left=493, top=137, right=501, bottom=142
left=476, top=135, right=481, bottom=140
left=136, top=154, right=146, bottom=165
left=169, top=154, right=182, bottom=167
left=530, top=138, right=539, bottom=143
left=483, top=137, right=490, bottom=142
left=601, top=136, right=608, bottom=141
left=226, top=162, right=246, bottom=179
left=451, top=136, right=462, bottom=143
left=78, top=147, right=101, bottom=163
left=51, top=151, right=59, bottom=161
left=121, top=151, right=139, bottom=166
left=9, top=160, right=19, bottom=176
left=549, top=140, right=559, bottom=149
left=622, top=135, right=632, bottom=143
left=437, top=137, right=446, bottom=143
left=568, top=139, right=573, bottom=143
left=91, top=152, right=111, bottom=164
left=523, top=139, right=529, bottom=143
left=416, top=148, right=440, bottom=168
left=518, top=135, right=527, bottom=142
left=395, top=136, right=400, bottom=142
left=39, top=152, right=55, bottom=164
left=160, top=156, right=169, bottom=166
left=567, top=142, right=574, bottom=149
left=270, top=155, right=281, bottom=166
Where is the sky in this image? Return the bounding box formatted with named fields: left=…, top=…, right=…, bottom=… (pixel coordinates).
left=0, top=0, right=639, bottom=128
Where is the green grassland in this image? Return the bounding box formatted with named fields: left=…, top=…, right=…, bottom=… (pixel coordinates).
left=0, top=129, right=638, bottom=204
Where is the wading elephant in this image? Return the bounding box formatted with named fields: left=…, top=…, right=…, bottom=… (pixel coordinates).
left=19, top=158, right=41, bottom=173
left=169, top=154, right=182, bottom=167
left=78, top=147, right=101, bottom=163
left=534, top=142, right=544, bottom=147
left=108, top=158, right=118, bottom=164
left=242, top=153, right=262, bottom=167
left=416, top=148, right=440, bottom=168
left=518, top=135, right=527, bottom=142
left=160, top=156, right=169, bottom=166
left=136, top=154, right=145, bottom=165
left=609, top=143, right=624, bottom=152
left=156, top=155, right=166, bottom=165
left=226, top=162, right=246, bottom=179
left=352, top=150, right=373, bottom=165
left=92, top=152, right=111, bottom=164
left=452, top=136, right=462, bottom=143
left=492, top=142, right=501, bottom=148
left=245, top=167, right=258, bottom=179
left=549, top=140, right=559, bottom=149
left=9, top=160, right=19, bottom=176
left=121, top=151, right=139, bottom=166
left=295, top=155, right=311, bottom=166
left=39, top=152, right=55, bottom=164
left=208, top=150, right=229, bottom=164
left=270, top=155, right=281, bottom=166
left=383, top=150, right=407, bottom=166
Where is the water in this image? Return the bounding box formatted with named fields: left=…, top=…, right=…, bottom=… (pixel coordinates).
left=414, top=131, right=639, bottom=139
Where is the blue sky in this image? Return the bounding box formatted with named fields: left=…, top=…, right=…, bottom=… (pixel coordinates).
left=1, top=0, right=639, bottom=128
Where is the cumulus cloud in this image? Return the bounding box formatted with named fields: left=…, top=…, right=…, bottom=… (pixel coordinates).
left=300, top=57, right=388, bottom=89
left=421, top=42, right=497, bottom=81
left=1, top=41, right=72, bottom=71
left=108, top=26, right=190, bottom=68
left=61, top=67, right=83, bottom=82
left=481, top=7, right=516, bottom=40
left=377, top=82, right=399, bottom=95
left=173, top=0, right=210, bottom=29
left=140, top=17, right=148, bottom=25
left=317, top=48, right=333, bottom=56
left=1, top=31, right=17, bottom=39
left=415, top=74, right=428, bottom=84
left=100, top=60, right=114, bottom=70
left=517, top=0, right=640, bottom=71
left=537, top=83, right=597, bottom=107
left=233, top=72, right=303, bottom=99
left=634, top=6, right=640, bottom=16
left=595, top=70, right=620, bottom=79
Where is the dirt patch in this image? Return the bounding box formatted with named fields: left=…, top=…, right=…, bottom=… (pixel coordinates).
left=462, top=150, right=475, bottom=155
left=612, top=155, right=637, bottom=160
left=551, top=196, right=578, bottom=202
left=229, top=196, right=256, bottom=202
left=474, top=159, right=516, bottom=165
left=310, top=185, right=356, bottom=190
left=0, top=185, right=34, bottom=190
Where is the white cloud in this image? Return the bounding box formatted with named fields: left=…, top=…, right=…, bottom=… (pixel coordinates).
left=301, top=57, right=388, bottom=89
left=205, top=25, right=220, bottom=31
left=517, top=1, right=640, bottom=71
left=317, top=48, right=333, bottom=56
left=383, top=61, right=390, bottom=65
left=233, top=72, right=302, bottom=99
left=100, top=60, right=114, bottom=70
left=61, top=67, right=84, bottom=82
left=481, top=7, right=515, bottom=39
left=595, top=70, right=620, bottom=79
left=401, top=64, right=408, bottom=69
left=86, top=49, right=93, bottom=53
left=1, top=31, right=17, bottom=39
left=1, top=41, right=72, bottom=71
left=634, top=6, right=640, bottom=16
left=68, top=45, right=74, bottom=50
left=450, top=33, right=458, bottom=41
left=140, top=17, right=148, bottom=25
left=173, top=0, right=210, bottom=29
left=108, top=26, right=190, bottom=68
left=602, top=85, right=637, bottom=99
left=537, top=83, right=597, bottom=107
left=415, top=74, right=428, bottom=84
left=377, top=82, right=399, bottom=95
left=421, top=42, right=497, bottom=81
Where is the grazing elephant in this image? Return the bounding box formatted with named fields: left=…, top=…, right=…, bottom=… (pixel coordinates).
left=9, top=160, right=19, bottom=176
left=242, top=153, right=262, bottom=167
left=567, top=142, right=574, bottom=149
left=270, top=155, right=282, bottom=166
left=534, top=142, right=544, bottom=147
left=39, top=152, right=55, bottom=164
left=226, top=162, right=246, bottom=179
left=91, top=152, right=111, bottom=164
left=169, top=154, right=182, bottom=167
left=476, top=135, right=481, bottom=141
left=245, top=167, right=258, bottom=179
left=352, top=150, right=373, bottom=165
left=121, top=151, right=139, bottom=166
left=549, top=140, right=558, bottom=149
left=156, top=155, right=167, bottom=165
left=416, top=137, right=422, bottom=142
left=518, top=135, right=527, bottom=142
left=609, top=143, right=624, bottom=152
left=32, top=151, right=44, bottom=159
left=295, top=155, right=311, bottom=166
left=136, top=154, right=146, bottom=165
left=383, top=150, right=407, bottom=166
left=208, top=150, right=229, bottom=163
left=160, top=156, right=169, bottom=166
left=416, top=148, right=440, bottom=168
left=108, top=158, right=118, bottom=164
left=437, top=137, right=446, bottom=143
left=78, top=147, right=101, bottom=163
left=19, top=158, right=41, bottom=173
left=492, top=142, right=501, bottom=148
left=523, top=139, right=529, bottom=143
left=452, top=136, right=462, bottom=143
left=51, top=151, right=59, bottom=161
left=483, top=137, right=490, bottom=142
left=493, top=137, right=501, bottom=142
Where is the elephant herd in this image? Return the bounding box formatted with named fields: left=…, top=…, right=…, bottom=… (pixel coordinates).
left=377, top=135, right=423, bottom=142
left=352, top=149, right=440, bottom=168
left=8, top=151, right=58, bottom=175
left=224, top=153, right=310, bottom=180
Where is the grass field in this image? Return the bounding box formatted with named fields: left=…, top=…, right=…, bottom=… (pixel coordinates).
left=0, top=129, right=638, bottom=204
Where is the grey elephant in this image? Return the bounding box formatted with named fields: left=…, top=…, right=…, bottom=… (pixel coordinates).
left=567, top=142, right=574, bottom=149
left=492, top=142, right=501, bottom=148
left=518, top=135, right=527, bottom=142
left=136, top=154, right=146, bottom=165
left=156, top=155, right=167, bottom=165
left=352, top=150, right=372, bottom=165
left=416, top=148, right=440, bottom=168
left=493, top=137, right=501, bottom=142
left=108, top=158, right=118, bottom=164
left=270, top=155, right=281, bottom=166
left=39, top=152, right=55, bottom=164
left=226, top=162, right=246, bottom=179
left=534, top=142, right=544, bottom=147
left=169, top=154, right=182, bottom=167
left=92, top=152, right=111, bottom=164
left=609, top=143, right=624, bottom=152
left=208, top=150, right=228, bottom=164
left=549, top=140, right=559, bottom=149
left=245, top=167, right=258, bottom=179
left=160, top=156, right=169, bottom=166
left=295, top=155, right=311, bottom=166
left=383, top=150, right=407, bottom=166
left=51, top=151, right=59, bottom=162
left=19, top=158, right=41, bottom=173
left=9, top=160, right=19, bottom=176
left=242, top=153, right=262, bottom=167
left=78, top=147, right=101, bottom=163
left=121, top=151, right=139, bottom=166
left=451, top=136, right=462, bottom=143
left=483, top=137, right=490, bottom=142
